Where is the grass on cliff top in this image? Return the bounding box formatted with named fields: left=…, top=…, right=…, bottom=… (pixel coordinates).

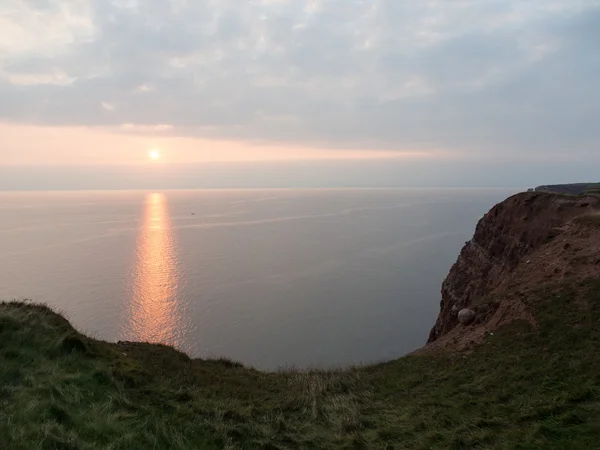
left=2, top=280, right=600, bottom=449
left=584, top=188, right=600, bottom=197
left=574, top=212, right=600, bottom=226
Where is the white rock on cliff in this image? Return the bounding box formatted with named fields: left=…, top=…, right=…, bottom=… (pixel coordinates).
left=458, top=309, right=476, bottom=325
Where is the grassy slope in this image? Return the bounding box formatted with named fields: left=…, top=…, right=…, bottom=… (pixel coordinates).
left=2, top=280, right=600, bottom=449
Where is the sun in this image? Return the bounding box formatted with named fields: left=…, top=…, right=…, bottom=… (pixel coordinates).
left=149, top=150, right=161, bottom=161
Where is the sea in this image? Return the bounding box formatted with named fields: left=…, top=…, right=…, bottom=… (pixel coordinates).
left=0, top=188, right=516, bottom=370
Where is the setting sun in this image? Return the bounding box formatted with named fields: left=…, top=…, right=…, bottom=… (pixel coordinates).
left=149, top=150, right=160, bottom=161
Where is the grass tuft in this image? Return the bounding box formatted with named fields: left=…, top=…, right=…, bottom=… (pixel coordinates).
left=574, top=212, right=600, bottom=226
left=59, top=333, right=90, bottom=355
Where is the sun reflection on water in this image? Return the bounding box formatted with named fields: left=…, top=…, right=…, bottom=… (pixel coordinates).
left=124, top=193, right=183, bottom=347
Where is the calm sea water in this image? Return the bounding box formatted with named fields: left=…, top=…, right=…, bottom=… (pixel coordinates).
left=0, top=189, right=516, bottom=369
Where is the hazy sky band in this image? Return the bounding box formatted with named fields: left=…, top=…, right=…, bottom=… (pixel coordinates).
left=1, top=1, right=598, bottom=186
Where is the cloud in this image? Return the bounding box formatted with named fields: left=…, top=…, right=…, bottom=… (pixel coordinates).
left=0, top=0, right=599, bottom=158
left=101, top=102, right=115, bottom=111
left=0, top=0, right=95, bottom=59
left=120, top=123, right=172, bottom=132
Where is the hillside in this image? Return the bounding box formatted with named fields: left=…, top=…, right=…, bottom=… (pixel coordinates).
left=3, top=191, right=600, bottom=449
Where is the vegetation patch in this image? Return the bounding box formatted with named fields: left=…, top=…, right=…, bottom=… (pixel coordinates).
left=574, top=212, right=600, bottom=226
left=584, top=188, right=600, bottom=197
left=2, top=280, right=600, bottom=448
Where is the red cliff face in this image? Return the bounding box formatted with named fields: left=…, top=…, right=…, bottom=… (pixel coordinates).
left=427, top=191, right=600, bottom=344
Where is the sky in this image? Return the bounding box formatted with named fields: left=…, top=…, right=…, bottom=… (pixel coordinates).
left=0, top=0, right=599, bottom=189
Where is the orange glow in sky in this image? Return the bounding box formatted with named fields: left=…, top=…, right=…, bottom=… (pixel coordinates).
left=0, top=122, right=443, bottom=165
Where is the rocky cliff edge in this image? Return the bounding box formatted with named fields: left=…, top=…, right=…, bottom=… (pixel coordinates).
left=426, top=191, right=600, bottom=350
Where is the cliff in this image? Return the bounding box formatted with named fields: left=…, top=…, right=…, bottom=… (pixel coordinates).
left=427, top=190, right=600, bottom=347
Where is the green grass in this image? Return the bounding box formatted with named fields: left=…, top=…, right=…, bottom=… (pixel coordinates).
left=584, top=189, right=600, bottom=198
left=3, top=280, right=600, bottom=449
left=574, top=212, right=600, bottom=226
left=535, top=183, right=600, bottom=196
